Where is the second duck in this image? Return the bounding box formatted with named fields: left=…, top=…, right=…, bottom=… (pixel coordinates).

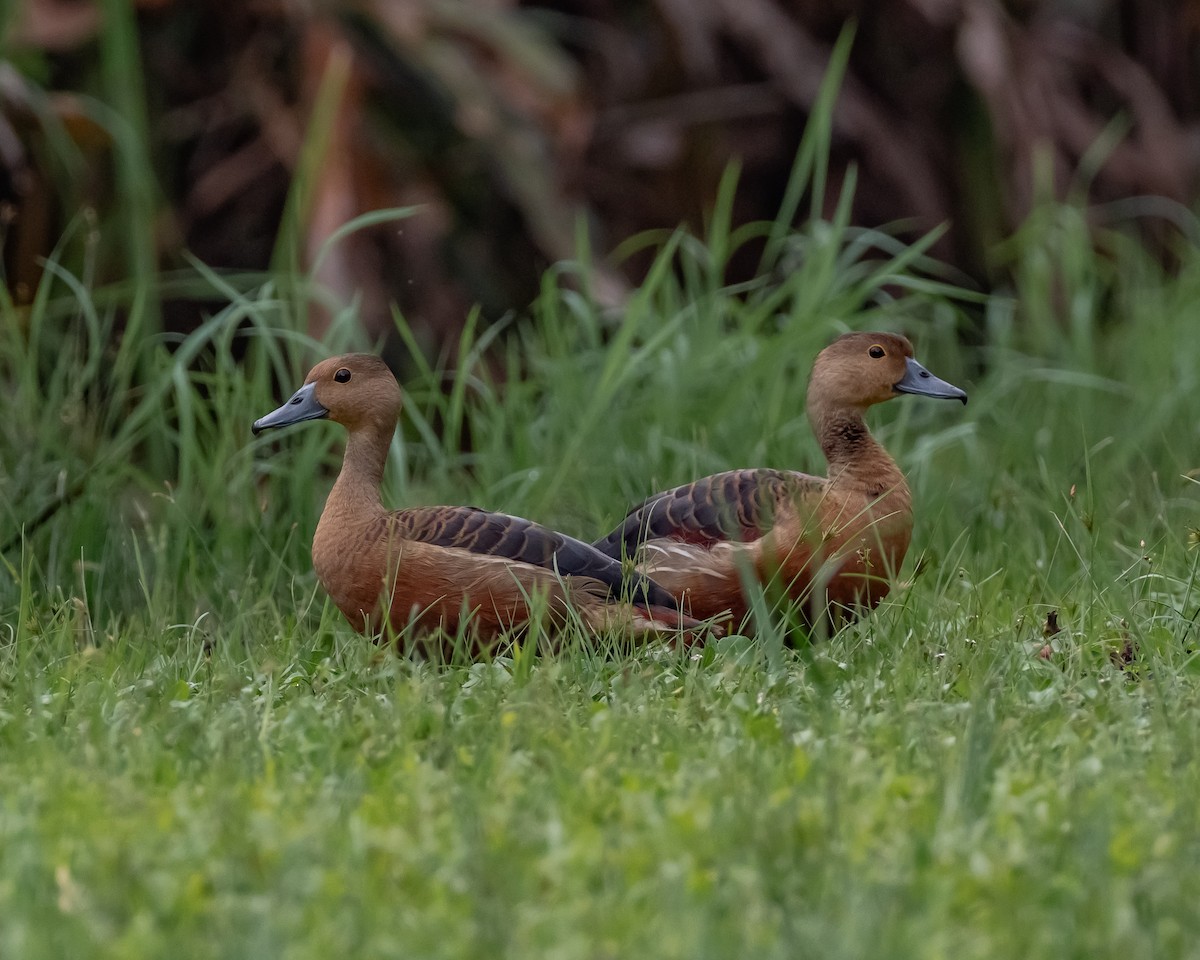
left=591, top=332, right=967, bottom=633
left=253, top=354, right=703, bottom=653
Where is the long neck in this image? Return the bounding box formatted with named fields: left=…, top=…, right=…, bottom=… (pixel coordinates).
left=809, top=401, right=907, bottom=500
left=325, top=422, right=392, bottom=522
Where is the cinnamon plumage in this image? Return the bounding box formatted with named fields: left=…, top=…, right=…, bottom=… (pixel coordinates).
left=591, top=332, right=967, bottom=632
left=253, top=354, right=702, bottom=650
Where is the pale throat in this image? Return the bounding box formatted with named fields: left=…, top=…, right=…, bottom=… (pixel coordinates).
left=326, top=423, right=392, bottom=517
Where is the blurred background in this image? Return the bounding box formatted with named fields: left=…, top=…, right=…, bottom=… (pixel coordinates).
left=5, top=0, right=1199, bottom=357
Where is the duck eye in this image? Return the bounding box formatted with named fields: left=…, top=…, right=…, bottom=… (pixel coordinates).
left=334, top=368, right=352, bottom=383
left=868, top=345, right=886, bottom=359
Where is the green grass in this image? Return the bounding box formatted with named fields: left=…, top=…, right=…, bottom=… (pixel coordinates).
left=8, top=45, right=1200, bottom=955
left=5, top=202, right=1200, bottom=959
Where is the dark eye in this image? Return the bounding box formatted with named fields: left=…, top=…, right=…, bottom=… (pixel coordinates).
left=868, top=345, right=885, bottom=359
left=334, top=368, right=352, bottom=383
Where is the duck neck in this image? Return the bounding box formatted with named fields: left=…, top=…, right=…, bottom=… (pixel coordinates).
left=810, top=402, right=907, bottom=500
left=326, top=423, right=392, bottom=521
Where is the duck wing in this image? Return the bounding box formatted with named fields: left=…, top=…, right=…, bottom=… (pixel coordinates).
left=591, top=469, right=825, bottom=561
left=381, top=505, right=680, bottom=610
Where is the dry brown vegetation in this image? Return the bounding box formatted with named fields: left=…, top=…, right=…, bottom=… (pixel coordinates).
left=3, top=0, right=1199, bottom=349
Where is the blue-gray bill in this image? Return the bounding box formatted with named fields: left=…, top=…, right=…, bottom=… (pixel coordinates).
left=893, top=357, right=968, bottom=404
left=251, top=382, right=330, bottom=435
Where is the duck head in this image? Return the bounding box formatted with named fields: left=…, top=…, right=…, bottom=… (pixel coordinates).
left=252, top=354, right=402, bottom=436
left=806, top=332, right=967, bottom=412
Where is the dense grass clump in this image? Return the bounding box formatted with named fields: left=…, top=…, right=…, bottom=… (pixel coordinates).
left=6, top=51, right=1200, bottom=950
left=4, top=196, right=1200, bottom=956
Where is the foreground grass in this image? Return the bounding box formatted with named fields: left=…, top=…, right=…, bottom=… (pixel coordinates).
left=3, top=598, right=1200, bottom=958
left=7, top=170, right=1200, bottom=954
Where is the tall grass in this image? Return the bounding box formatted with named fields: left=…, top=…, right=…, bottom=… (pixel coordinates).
left=6, top=32, right=1200, bottom=957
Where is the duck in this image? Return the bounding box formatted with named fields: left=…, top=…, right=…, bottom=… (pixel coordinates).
left=590, top=332, right=967, bottom=633
left=252, top=353, right=705, bottom=651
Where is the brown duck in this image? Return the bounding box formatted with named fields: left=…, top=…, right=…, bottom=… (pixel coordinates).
left=253, top=354, right=703, bottom=649
left=591, top=332, right=967, bottom=632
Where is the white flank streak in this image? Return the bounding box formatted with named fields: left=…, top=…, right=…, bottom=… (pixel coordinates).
left=643, top=540, right=746, bottom=579
left=647, top=565, right=729, bottom=579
